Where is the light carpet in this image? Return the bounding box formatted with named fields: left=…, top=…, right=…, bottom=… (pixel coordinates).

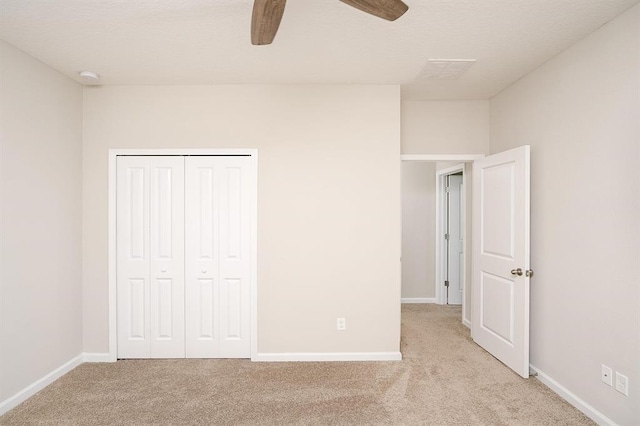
left=1, top=304, right=593, bottom=425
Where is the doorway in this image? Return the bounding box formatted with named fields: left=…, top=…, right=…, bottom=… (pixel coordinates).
left=400, top=154, right=483, bottom=328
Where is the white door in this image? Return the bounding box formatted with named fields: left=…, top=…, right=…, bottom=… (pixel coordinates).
left=446, top=174, right=463, bottom=305
left=185, top=156, right=252, bottom=358
left=472, top=146, right=530, bottom=378
left=117, top=156, right=185, bottom=358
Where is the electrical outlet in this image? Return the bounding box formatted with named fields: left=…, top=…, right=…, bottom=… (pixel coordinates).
left=615, top=372, right=629, bottom=396
left=336, top=317, right=346, bottom=331
left=601, top=365, right=613, bottom=386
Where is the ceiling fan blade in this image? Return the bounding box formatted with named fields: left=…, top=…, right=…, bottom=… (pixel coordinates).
left=339, top=0, right=408, bottom=21
left=251, top=0, right=287, bottom=45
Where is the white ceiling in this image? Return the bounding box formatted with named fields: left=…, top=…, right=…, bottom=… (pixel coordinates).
left=1, top=0, right=638, bottom=99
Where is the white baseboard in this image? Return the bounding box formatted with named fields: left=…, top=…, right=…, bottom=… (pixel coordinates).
left=462, top=318, right=472, bottom=329
left=401, top=298, right=437, bottom=304
left=529, top=364, right=616, bottom=426
left=0, top=354, right=83, bottom=416
left=252, top=352, right=402, bottom=362
left=82, top=352, right=113, bottom=363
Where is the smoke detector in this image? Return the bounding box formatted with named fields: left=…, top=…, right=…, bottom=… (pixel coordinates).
left=79, top=71, right=100, bottom=85
left=418, top=59, right=476, bottom=80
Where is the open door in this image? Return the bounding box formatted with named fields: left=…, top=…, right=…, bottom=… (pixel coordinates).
left=472, top=146, right=530, bottom=378
left=446, top=173, right=464, bottom=305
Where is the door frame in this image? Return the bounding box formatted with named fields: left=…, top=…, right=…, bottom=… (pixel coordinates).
left=435, top=164, right=465, bottom=308
left=108, top=149, right=258, bottom=362
left=400, top=154, right=484, bottom=329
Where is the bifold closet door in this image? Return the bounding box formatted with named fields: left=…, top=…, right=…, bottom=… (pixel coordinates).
left=185, top=156, right=252, bottom=358
left=117, top=156, right=185, bottom=358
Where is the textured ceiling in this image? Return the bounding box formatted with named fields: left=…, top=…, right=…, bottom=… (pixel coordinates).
left=1, top=0, right=638, bottom=99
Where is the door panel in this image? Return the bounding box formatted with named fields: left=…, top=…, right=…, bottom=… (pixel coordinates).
left=128, top=167, right=146, bottom=259
left=218, top=160, right=251, bottom=357
left=221, top=278, right=242, bottom=339
left=185, top=159, right=220, bottom=357
left=198, top=168, right=215, bottom=259
left=197, top=278, right=216, bottom=340
left=447, top=174, right=463, bottom=305
left=472, top=146, right=530, bottom=378
left=149, top=157, right=185, bottom=358
left=480, top=163, right=515, bottom=259
left=185, top=157, right=252, bottom=358
left=117, top=156, right=185, bottom=358
left=128, top=278, right=146, bottom=340
left=223, top=167, right=242, bottom=260
left=117, top=157, right=151, bottom=358
left=156, top=278, right=174, bottom=338
left=480, top=272, right=514, bottom=343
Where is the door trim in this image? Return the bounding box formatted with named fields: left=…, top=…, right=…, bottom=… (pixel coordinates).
left=108, top=149, right=258, bottom=362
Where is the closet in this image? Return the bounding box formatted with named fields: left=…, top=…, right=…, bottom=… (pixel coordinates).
left=116, top=155, right=252, bottom=359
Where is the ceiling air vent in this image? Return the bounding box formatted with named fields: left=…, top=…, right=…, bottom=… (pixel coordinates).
left=418, top=59, right=476, bottom=79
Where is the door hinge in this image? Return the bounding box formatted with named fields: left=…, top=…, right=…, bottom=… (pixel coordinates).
left=445, top=186, right=450, bottom=193
left=444, top=280, right=450, bottom=287
left=445, top=233, right=449, bottom=240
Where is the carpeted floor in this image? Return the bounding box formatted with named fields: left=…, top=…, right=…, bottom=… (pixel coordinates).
left=1, top=304, right=593, bottom=425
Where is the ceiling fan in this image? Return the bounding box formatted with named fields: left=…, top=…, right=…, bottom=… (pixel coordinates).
left=251, top=0, right=409, bottom=45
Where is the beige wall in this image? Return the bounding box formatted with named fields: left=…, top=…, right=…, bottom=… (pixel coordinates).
left=490, top=4, right=640, bottom=424
left=401, top=101, right=490, bottom=154
left=82, top=85, right=402, bottom=355
left=0, top=41, right=83, bottom=401
left=401, top=162, right=436, bottom=299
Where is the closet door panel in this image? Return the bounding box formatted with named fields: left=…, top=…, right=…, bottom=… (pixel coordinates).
left=117, top=157, right=151, bottom=358
left=149, top=157, right=185, bottom=358
left=185, top=156, right=251, bottom=358
left=117, top=156, right=185, bottom=359
left=218, top=158, right=251, bottom=357
left=185, top=158, right=220, bottom=357
left=197, top=278, right=216, bottom=339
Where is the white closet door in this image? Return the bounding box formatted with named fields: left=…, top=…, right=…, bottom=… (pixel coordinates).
left=185, top=156, right=252, bottom=358
left=117, top=156, right=185, bottom=358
